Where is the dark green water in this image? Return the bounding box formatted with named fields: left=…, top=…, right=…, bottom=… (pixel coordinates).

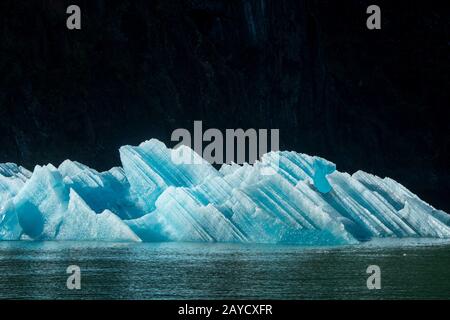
left=0, top=239, right=449, bottom=300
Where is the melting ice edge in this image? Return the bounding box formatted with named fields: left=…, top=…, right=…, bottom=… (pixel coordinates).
left=1, top=139, right=449, bottom=245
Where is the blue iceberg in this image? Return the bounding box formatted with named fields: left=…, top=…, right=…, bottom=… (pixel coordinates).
left=1, top=139, right=449, bottom=245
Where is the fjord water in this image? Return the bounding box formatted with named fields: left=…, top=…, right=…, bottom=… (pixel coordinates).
left=0, top=240, right=449, bottom=300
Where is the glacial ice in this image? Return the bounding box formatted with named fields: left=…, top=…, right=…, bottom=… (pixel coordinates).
left=0, top=139, right=449, bottom=245
left=56, top=190, right=140, bottom=242
left=59, top=160, right=144, bottom=220
left=3, top=164, right=139, bottom=242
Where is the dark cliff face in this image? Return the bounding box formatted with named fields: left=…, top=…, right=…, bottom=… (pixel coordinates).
left=0, top=0, right=449, bottom=211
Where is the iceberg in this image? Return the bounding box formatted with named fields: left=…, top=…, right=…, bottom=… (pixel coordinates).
left=0, top=138, right=449, bottom=245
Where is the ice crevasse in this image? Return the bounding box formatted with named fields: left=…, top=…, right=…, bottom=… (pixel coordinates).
left=0, top=139, right=449, bottom=245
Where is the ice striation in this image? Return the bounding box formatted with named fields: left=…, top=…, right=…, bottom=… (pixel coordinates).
left=1, top=139, right=449, bottom=245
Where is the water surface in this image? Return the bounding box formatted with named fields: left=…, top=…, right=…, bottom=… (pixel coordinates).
left=0, top=239, right=449, bottom=299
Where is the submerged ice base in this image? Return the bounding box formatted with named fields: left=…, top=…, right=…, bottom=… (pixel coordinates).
left=1, top=139, right=449, bottom=245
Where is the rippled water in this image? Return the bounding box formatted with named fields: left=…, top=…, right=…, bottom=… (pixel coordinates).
left=0, top=239, right=449, bottom=299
